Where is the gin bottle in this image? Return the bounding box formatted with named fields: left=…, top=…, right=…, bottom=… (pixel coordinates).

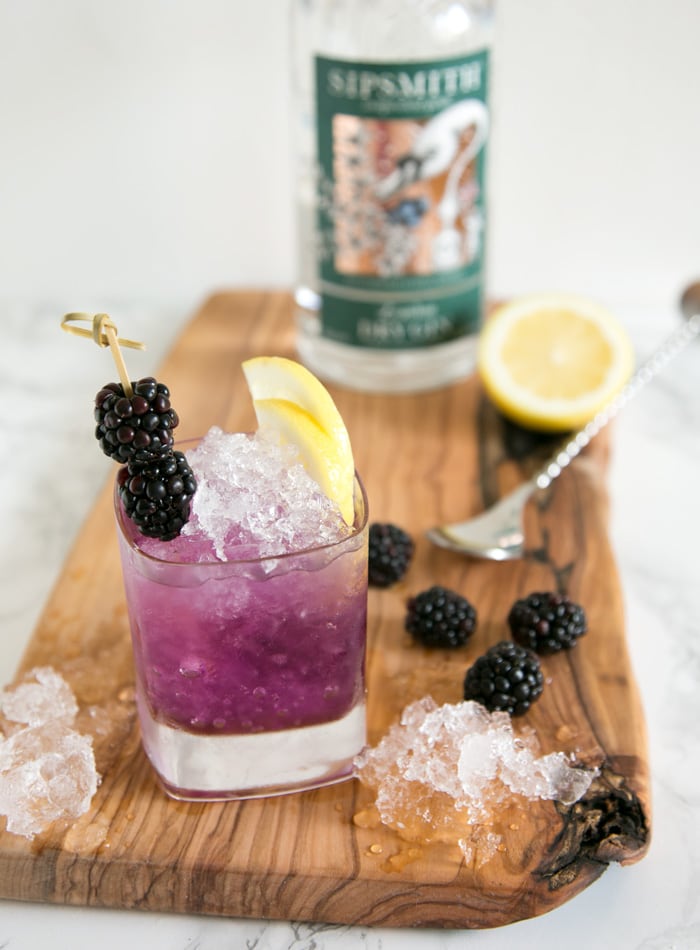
left=291, top=0, right=494, bottom=392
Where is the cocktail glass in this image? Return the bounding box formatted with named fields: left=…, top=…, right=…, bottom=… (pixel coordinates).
left=114, top=444, right=368, bottom=801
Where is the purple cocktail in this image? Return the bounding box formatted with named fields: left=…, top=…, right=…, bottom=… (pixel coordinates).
left=115, top=429, right=368, bottom=800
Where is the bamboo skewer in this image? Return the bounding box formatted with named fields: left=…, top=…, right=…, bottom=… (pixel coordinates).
left=61, top=312, right=145, bottom=396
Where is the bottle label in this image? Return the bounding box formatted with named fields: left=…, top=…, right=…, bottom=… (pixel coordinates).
left=314, top=50, right=489, bottom=350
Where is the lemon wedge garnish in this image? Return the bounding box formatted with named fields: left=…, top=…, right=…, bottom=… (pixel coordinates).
left=242, top=356, right=356, bottom=525
left=477, top=294, right=635, bottom=432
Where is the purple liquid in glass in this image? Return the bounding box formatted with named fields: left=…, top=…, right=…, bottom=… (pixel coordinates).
left=114, top=431, right=369, bottom=800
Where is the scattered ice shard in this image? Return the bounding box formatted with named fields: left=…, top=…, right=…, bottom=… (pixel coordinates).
left=355, top=696, right=598, bottom=864
left=0, top=667, right=100, bottom=839
left=0, top=665, right=77, bottom=731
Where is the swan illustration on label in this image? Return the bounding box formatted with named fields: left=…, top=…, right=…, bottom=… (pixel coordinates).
left=374, top=99, right=489, bottom=272
left=315, top=50, right=490, bottom=350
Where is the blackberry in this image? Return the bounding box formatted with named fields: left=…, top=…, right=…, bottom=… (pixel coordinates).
left=94, top=377, right=180, bottom=462
left=118, top=450, right=197, bottom=541
left=405, top=586, right=477, bottom=648
left=508, top=592, right=587, bottom=655
left=368, top=522, right=414, bottom=587
left=463, top=641, right=543, bottom=716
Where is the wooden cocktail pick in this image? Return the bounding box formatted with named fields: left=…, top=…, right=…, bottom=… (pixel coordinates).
left=61, top=312, right=145, bottom=397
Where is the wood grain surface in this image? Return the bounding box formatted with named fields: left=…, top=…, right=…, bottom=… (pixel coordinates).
left=0, top=291, right=650, bottom=928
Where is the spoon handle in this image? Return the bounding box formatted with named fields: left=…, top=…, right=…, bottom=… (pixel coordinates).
left=531, top=313, right=700, bottom=491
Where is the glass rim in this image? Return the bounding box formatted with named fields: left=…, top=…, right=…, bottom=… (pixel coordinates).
left=113, top=436, right=368, bottom=569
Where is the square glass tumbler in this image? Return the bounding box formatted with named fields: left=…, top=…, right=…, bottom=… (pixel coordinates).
left=114, top=469, right=368, bottom=801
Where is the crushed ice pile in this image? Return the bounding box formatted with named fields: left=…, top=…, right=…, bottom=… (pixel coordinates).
left=0, top=667, right=100, bottom=839
left=355, top=696, right=598, bottom=864
left=172, top=426, right=349, bottom=561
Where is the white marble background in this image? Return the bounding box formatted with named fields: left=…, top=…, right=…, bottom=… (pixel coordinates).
left=1, top=298, right=699, bottom=949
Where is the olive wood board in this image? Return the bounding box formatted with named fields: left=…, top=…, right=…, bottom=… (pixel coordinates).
left=0, top=291, right=650, bottom=929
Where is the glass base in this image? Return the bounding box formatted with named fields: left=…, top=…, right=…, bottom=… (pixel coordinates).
left=137, top=694, right=367, bottom=801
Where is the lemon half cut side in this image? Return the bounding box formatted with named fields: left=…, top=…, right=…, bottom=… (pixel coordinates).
left=242, top=356, right=356, bottom=525
left=477, top=294, right=635, bottom=432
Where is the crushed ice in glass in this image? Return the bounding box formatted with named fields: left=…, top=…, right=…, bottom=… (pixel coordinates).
left=0, top=667, right=100, bottom=838
left=143, top=426, right=351, bottom=562
left=354, top=696, right=598, bottom=865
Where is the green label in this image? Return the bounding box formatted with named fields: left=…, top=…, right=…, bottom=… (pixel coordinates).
left=315, top=50, right=489, bottom=349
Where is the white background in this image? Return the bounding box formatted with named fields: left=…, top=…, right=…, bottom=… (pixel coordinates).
left=1, top=0, right=699, bottom=314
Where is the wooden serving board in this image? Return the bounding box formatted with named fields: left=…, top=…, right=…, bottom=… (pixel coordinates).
left=0, top=291, right=650, bottom=928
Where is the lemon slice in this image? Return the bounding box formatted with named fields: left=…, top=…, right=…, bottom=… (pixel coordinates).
left=477, top=294, right=635, bottom=432
left=242, top=356, right=355, bottom=524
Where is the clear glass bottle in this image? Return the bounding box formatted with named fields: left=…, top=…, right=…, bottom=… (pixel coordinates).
left=291, top=0, right=494, bottom=393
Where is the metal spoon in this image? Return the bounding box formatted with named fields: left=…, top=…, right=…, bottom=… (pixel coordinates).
left=426, top=283, right=700, bottom=560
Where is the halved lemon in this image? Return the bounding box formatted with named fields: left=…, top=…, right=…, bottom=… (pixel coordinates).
left=242, top=356, right=355, bottom=524
left=477, top=294, right=635, bottom=432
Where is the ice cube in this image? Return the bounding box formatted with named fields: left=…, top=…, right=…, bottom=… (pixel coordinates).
left=0, top=721, right=99, bottom=838
left=0, top=667, right=100, bottom=839
left=355, top=696, right=598, bottom=863
left=176, top=427, right=351, bottom=561
left=0, top=665, right=77, bottom=730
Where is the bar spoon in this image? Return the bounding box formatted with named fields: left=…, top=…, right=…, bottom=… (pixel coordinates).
left=426, top=283, right=700, bottom=559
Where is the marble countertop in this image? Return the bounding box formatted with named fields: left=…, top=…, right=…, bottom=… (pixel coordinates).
left=1, top=296, right=699, bottom=950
